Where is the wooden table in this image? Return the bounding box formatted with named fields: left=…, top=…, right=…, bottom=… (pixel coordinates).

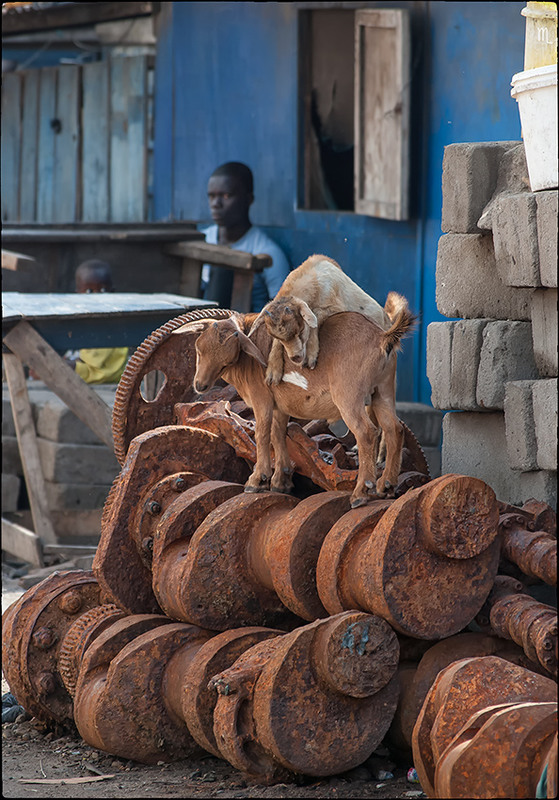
left=2, top=291, right=216, bottom=567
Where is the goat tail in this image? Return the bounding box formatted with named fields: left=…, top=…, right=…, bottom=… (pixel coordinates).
left=382, top=299, right=418, bottom=356
left=384, top=290, right=408, bottom=321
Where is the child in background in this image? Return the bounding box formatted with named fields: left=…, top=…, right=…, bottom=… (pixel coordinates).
left=64, top=260, right=129, bottom=384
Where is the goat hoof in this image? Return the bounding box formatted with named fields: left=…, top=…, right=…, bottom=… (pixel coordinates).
left=244, top=485, right=267, bottom=494
left=350, top=496, right=369, bottom=509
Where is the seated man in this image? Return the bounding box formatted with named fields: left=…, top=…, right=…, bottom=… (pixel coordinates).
left=201, top=161, right=291, bottom=312
left=65, top=260, right=129, bottom=384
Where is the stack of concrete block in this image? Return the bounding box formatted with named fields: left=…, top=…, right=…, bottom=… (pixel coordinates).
left=1, top=382, right=120, bottom=533
left=427, top=141, right=557, bottom=507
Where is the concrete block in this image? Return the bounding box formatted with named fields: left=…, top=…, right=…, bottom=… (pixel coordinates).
left=44, top=481, right=113, bottom=511
left=2, top=437, right=22, bottom=475
left=441, top=411, right=556, bottom=507
left=2, top=473, right=21, bottom=512
left=423, top=446, right=441, bottom=479
left=532, top=379, right=558, bottom=471
left=477, top=144, right=531, bottom=230
left=37, top=439, right=120, bottom=484
left=426, top=322, right=455, bottom=410
left=491, top=193, right=540, bottom=287
left=36, top=398, right=109, bottom=445
left=450, top=319, right=491, bottom=410
left=476, top=321, right=539, bottom=410
left=395, top=402, right=443, bottom=447
left=504, top=380, right=538, bottom=471
left=441, top=142, right=520, bottom=234
left=436, top=234, right=533, bottom=321
left=531, top=289, right=558, bottom=377
left=536, top=190, right=558, bottom=288
left=517, top=471, right=557, bottom=511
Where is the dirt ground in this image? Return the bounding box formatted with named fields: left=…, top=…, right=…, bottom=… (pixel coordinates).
left=2, top=573, right=424, bottom=800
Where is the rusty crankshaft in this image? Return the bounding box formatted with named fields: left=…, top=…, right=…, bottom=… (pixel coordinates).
left=411, top=655, right=558, bottom=798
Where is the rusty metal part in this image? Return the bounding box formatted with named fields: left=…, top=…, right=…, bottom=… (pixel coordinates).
left=387, top=632, right=546, bottom=753
left=520, top=499, right=557, bottom=536
left=74, top=615, right=207, bottom=763
left=500, top=514, right=557, bottom=585
left=1, top=571, right=110, bottom=723
left=316, top=474, right=501, bottom=639
left=476, top=576, right=558, bottom=676
left=412, top=655, right=558, bottom=798
left=112, top=308, right=233, bottom=465
left=211, top=611, right=400, bottom=781
left=94, top=425, right=250, bottom=615
left=435, top=700, right=558, bottom=798
left=175, top=399, right=430, bottom=494
left=544, top=732, right=558, bottom=799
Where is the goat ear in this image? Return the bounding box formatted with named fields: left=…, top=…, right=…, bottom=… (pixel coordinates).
left=171, top=320, right=209, bottom=335
left=247, top=307, right=268, bottom=337
left=298, top=299, right=318, bottom=329
left=236, top=331, right=268, bottom=368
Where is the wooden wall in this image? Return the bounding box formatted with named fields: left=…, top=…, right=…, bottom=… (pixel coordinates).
left=1, top=55, right=152, bottom=224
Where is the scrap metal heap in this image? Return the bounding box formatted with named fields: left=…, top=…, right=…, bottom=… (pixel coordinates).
left=2, top=310, right=557, bottom=796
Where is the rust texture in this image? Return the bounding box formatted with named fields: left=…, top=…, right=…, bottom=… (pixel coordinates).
left=93, top=425, right=250, bottom=615
left=316, top=474, right=501, bottom=639
left=1, top=571, right=114, bottom=723
left=210, top=611, right=400, bottom=782
left=476, top=576, right=558, bottom=677
left=112, top=309, right=233, bottom=465
left=500, top=513, right=557, bottom=585
left=411, top=655, right=558, bottom=798
left=387, top=631, right=545, bottom=753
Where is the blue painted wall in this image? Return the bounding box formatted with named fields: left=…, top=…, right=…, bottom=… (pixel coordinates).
left=153, top=1, right=525, bottom=403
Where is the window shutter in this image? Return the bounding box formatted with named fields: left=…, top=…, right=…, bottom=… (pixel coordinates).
left=354, top=9, right=411, bottom=220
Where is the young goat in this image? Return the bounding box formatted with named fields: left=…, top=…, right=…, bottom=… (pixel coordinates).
left=249, top=254, right=407, bottom=385
left=193, top=305, right=416, bottom=507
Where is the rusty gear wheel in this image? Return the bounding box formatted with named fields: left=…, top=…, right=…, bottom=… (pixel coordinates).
left=112, top=308, right=233, bottom=465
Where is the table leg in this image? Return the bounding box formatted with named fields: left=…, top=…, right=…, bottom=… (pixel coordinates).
left=3, top=353, right=57, bottom=552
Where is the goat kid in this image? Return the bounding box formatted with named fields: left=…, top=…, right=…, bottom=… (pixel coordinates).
left=193, top=307, right=416, bottom=507
left=249, top=254, right=408, bottom=386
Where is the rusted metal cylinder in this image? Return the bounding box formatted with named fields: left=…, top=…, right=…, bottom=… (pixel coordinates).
left=93, top=425, right=250, bottom=615
left=412, top=655, right=558, bottom=798
left=500, top=519, right=557, bottom=585
left=1, top=570, right=118, bottom=724
left=210, top=611, right=400, bottom=782
left=387, top=631, right=543, bottom=753
left=74, top=618, right=279, bottom=764
left=316, top=474, right=501, bottom=639
left=152, top=482, right=353, bottom=629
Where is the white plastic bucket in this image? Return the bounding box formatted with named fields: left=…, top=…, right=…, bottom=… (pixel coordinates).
left=511, top=63, right=558, bottom=191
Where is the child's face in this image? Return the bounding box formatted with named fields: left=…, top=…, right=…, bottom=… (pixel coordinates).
left=76, top=277, right=111, bottom=294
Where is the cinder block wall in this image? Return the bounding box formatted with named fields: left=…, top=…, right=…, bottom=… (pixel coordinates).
left=1, top=383, right=120, bottom=534
left=427, top=142, right=557, bottom=508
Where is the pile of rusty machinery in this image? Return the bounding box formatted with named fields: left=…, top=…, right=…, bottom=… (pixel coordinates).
left=2, top=309, right=557, bottom=797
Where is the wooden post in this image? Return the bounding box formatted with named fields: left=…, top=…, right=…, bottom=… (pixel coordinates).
left=3, top=353, right=56, bottom=550
left=3, top=321, right=114, bottom=449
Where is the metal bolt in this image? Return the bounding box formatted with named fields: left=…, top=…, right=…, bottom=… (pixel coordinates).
left=59, top=590, right=82, bottom=615
left=37, top=672, right=56, bottom=696
left=142, top=537, right=154, bottom=553
left=173, top=477, right=187, bottom=492
left=148, top=501, right=162, bottom=516
left=32, top=626, right=57, bottom=651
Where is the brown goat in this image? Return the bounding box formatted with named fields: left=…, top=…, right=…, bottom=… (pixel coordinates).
left=193, top=306, right=416, bottom=508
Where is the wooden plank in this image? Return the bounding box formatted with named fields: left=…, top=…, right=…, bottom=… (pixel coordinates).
left=2, top=353, right=58, bottom=546
left=1, top=72, right=22, bottom=222
left=178, top=257, right=203, bottom=298
left=1, top=518, right=44, bottom=568
left=82, top=60, right=110, bottom=223
left=2, top=250, right=36, bottom=271
left=19, top=69, right=40, bottom=222
left=36, top=68, right=58, bottom=223
left=354, top=9, right=410, bottom=220
left=165, top=241, right=272, bottom=270
left=43, top=544, right=98, bottom=557
left=110, top=56, right=148, bottom=222
left=53, top=65, right=81, bottom=222
left=3, top=322, right=114, bottom=450
left=231, top=272, right=255, bottom=313
left=2, top=225, right=202, bottom=243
